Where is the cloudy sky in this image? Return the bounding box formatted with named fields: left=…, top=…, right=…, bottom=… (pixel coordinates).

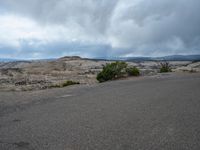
left=0, top=0, right=200, bottom=59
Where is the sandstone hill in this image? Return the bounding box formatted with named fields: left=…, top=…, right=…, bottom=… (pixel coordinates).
left=0, top=56, right=199, bottom=91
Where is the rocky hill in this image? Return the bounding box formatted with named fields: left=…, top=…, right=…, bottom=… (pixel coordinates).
left=0, top=56, right=199, bottom=91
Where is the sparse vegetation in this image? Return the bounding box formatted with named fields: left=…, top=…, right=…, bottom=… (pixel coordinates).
left=192, top=60, right=200, bottom=63
left=189, top=69, right=197, bottom=73
left=1, top=56, right=199, bottom=91
left=126, top=67, right=140, bottom=76
left=50, top=80, right=80, bottom=88
left=96, top=61, right=128, bottom=82
left=62, top=80, right=80, bottom=87
left=160, top=62, right=172, bottom=73
left=96, top=62, right=141, bottom=82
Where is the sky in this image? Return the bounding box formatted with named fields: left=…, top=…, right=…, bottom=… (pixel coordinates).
left=0, top=0, right=200, bottom=59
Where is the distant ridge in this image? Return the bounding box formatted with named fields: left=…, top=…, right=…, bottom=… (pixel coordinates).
left=0, top=58, right=56, bottom=62
left=93, top=55, right=200, bottom=61
left=1, top=54, right=200, bottom=62
left=125, top=55, right=200, bottom=61
left=0, top=58, right=20, bottom=62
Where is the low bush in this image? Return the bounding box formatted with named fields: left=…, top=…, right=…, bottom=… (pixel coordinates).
left=160, top=62, right=172, bottom=73
left=189, top=69, right=197, bottom=73
left=62, top=81, right=80, bottom=87
left=126, top=67, right=140, bottom=76
left=96, top=61, right=127, bottom=82
left=50, top=80, right=80, bottom=88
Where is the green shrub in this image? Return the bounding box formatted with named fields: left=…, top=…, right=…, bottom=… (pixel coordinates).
left=62, top=81, right=80, bottom=87
left=50, top=84, right=61, bottom=88
left=50, top=80, right=80, bottom=88
left=160, top=62, right=172, bottom=73
left=189, top=69, right=197, bottom=73
left=126, top=67, right=140, bottom=76
left=97, top=61, right=127, bottom=82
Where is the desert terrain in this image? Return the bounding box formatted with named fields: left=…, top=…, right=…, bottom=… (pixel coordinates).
left=0, top=73, right=200, bottom=150
left=0, top=56, right=199, bottom=91
left=0, top=57, right=200, bottom=150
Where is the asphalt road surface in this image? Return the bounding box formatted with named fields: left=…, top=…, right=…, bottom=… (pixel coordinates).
left=0, top=73, right=200, bottom=150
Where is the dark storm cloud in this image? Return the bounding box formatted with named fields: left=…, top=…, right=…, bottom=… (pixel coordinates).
left=0, top=40, right=112, bottom=59
left=0, top=0, right=200, bottom=58
left=109, top=0, right=200, bottom=55
left=1, top=0, right=118, bottom=35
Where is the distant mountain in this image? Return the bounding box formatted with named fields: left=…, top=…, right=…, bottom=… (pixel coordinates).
left=126, top=55, right=200, bottom=62
left=0, top=58, right=20, bottom=62
left=158, top=55, right=200, bottom=61
left=1, top=54, right=200, bottom=62
left=0, top=58, right=56, bottom=62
